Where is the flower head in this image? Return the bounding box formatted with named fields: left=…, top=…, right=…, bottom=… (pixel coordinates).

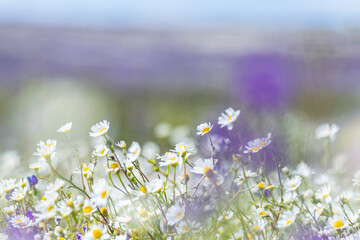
left=166, top=203, right=185, bottom=225
left=89, top=120, right=110, bottom=137
left=57, top=122, right=72, bottom=133
left=191, top=158, right=214, bottom=176
left=196, top=122, right=213, bottom=136
left=217, top=107, right=240, bottom=130
left=315, top=123, right=339, bottom=141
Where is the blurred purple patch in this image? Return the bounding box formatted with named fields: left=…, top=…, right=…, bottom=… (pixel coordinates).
left=232, top=54, right=302, bottom=110
left=27, top=175, right=38, bottom=187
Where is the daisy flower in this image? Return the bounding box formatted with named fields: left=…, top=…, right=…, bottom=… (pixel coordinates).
left=33, top=139, right=57, bottom=160
left=166, top=203, right=186, bottom=225
left=243, top=133, right=271, bottom=154
left=82, top=199, right=96, bottom=215
left=277, top=210, right=298, bottom=228
left=46, top=178, right=65, bottom=192
left=294, top=162, right=315, bottom=178
left=115, top=140, right=126, bottom=149
left=329, top=215, right=347, bottom=230
left=172, top=142, right=192, bottom=156
left=57, top=122, right=72, bottom=133
left=353, top=171, right=360, bottom=187
left=89, top=120, right=110, bottom=137
left=252, top=219, right=266, bottom=232
left=196, top=122, right=213, bottom=136
left=285, top=175, right=302, bottom=192
left=127, top=142, right=141, bottom=162
left=10, top=215, right=31, bottom=228
left=29, top=162, right=42, bottom=171
left=158, top=152, right=182, bottom=167
left=218, top=107, right=240, bottom=130
left=91, top=178, right=111, bottom=207
left=146, top=178, right=163, bottom=194
left=315, top=185, right=332, bottom=203
left=191, top=158, right=214, bottom=176
left=74, top=163, right=95, bottom=177
left=315, top=123, right=339, bottom=141
left=93, top=144, right=109, bottom=157
left=10, top=187, right=27, bottom=201
left=106, top=160, right=121, bottom=174
left=83, top=224, right=110, bottom=240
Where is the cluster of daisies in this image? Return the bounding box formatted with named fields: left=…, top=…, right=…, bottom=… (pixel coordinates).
left=1, top=107, right=359, bottom=240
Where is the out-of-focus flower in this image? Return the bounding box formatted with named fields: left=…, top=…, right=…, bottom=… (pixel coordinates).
left=154, top=122, right=172, bottom=139
left=191, top=158, right=214, bottom=176
left=10, top=215, right=31, bottom=228
left=196, top=122, right=213, bottom=136
left=33, top=139, right=57, bottom=160
left=294, top=162, right=315, bottom=178
left=315, top=123, right=339, bottom=141
left=146, top=178, right=163, bottom=194
left=158, top=152, right=181, bottom=167
left=315, top=185, right=332, bottom=203
left=285, top=175, right=302, bottom=192
left=116, top=140, right=126, bottom=149
left=91, top=178, right=111, bottom=207
left=57, top=122, right=72, bottom=133
left=277, top=210, right=298, bottom=228
left=83, top=224, right=110, bottom=240
left=89, top=120, right=110, bottom=137
left=127, top=142, right=141, bottom=162
left=93, top=144, right=109, bottom=157
left=218, top=107, right=240, bottom=130
left=243, top=133, right=271, bottom=154
left=353, top=171, right=360, bottom=187
left=329, top=216, right=347, bottom=230
left=166, top=203, right=185, bottom=225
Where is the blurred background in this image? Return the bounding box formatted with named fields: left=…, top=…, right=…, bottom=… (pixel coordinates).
left=1, top=1, right=360, bottom=177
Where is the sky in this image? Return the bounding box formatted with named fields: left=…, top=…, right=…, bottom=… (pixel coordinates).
left=0, top=1, right=360, bottom=30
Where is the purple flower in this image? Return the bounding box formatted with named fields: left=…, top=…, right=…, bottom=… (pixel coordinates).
left=27, top=175, right=38, bottom=187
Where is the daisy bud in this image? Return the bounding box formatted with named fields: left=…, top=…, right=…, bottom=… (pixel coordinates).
left=100, top=207, right=108, bottom=217
left=67, top=199, right=74, bottom=208
left=258, top=182, right=266, bottom=190
left=182, top=173, right=190, bottom=184
left=86, top=172, right=93, bottom=180
left=282, top=167, right=289, bottom=175
left=153, top=166, right=160, bottom=172
left=116, top=141, right=127, bottom=149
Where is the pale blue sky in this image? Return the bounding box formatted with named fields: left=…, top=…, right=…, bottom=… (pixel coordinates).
left=0, top=1, right=360, bottom=30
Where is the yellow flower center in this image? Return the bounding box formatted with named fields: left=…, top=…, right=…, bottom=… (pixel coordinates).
left=46, top=144, right=52, bottom=147
left=42, top=196, right=46, bottom=201
left=322, top=194, right=328, bottom=198
left=92, top=229, right=102, bottom=239
left=252, top=147, right=260, bottom=152
left=101, top=191, right=107, bottom=199
left=253, top=225, right=260, bottom=230
left=110, top=163, right=118, bottom=169
left=334, top=220, right=344, bottom=228
left=83, top=206, right=92, bottom=214
left=16, top=219, right=22, bottom=223
left=204, top=167, right=211, bottom=175
left=139, top=186, right=147, bottom=194
left=286, top=220, right=292, bottom=225
left=98, top=128, right=107, bottom=134
left=202, top=127, right=210, bottom=133
left=100, top=149, right=106, bottom=156
left=83, top=167, right=89, bottom=172
left=48, top=205, right=54, bottom=212
left=228, top=116, right=233, bottom=121
left=63, top=128, right=70, bottom=132
left=176, top=211, right=184, bottom=219
left=58, top=237, right=65, bottom=240
left=258, top=182, right=265, bottom=189
left=258, top=211, right=266, bottom=216
left=292, top=184, right=297, bottom=189
left=139, top=209, right=148, bottom=218
left=260, top=141, right=267, bottom=146
left=33, top=166, right=40, bottom=170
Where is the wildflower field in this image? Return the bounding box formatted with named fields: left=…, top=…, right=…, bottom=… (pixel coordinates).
left=1, top=105, right=359, bottom=240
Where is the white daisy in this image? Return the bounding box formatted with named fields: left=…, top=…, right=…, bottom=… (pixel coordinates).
left=191, top=158, right=214, bottom=176
left=252, top=218, right=266, bottom=232
left=217, top=107, right=240, bottom=130
left=57, top=122, right=72, bottom=133
left=33, top=139, right=57, bottom=160
left=172, top=142, right=192, bottom=156
left=29, top=162, right=42, bottom=171
left=46, top=178, right=65, bottom=192
left=166, top=203, right=185, bottom=225
left=329, top=215, right=347, bottom=230
left=146, top=178, right=163, bottom=194
left=294, top=162, right=315, bottom=178
left=93, top=144, right=109, bottom=157
left=315, top=185, right=332, bottom=203
left=106, top=160, right=121, bottom=173
left=83, top=224, right=110, bottom=240
left=353, top=171, right=360, bottom=187
left=285, top=175, right=302, bottom=192
left=243, top=133, right=272, bottom=154
left=10, top=215, right=31, bottom=228
left=74, top=163, right=95, bottom=177
left=89, top=120, right=110, bottom=137
left=115, top=140, right=126, bottom=149
left=91, top=178, right=111, bottom=207
left=127, top=142, right=141, bottom=162
left=277, top=210, right=298, bottom=228
left=196, top=122, right=213, bottom=136
left=158, top=152, right=182, bottom=167
left=315, top=123, right=339, bottom=141
left=82, top=199, right=96, bottom=215
left=10, top=187, right=27, bottom=201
